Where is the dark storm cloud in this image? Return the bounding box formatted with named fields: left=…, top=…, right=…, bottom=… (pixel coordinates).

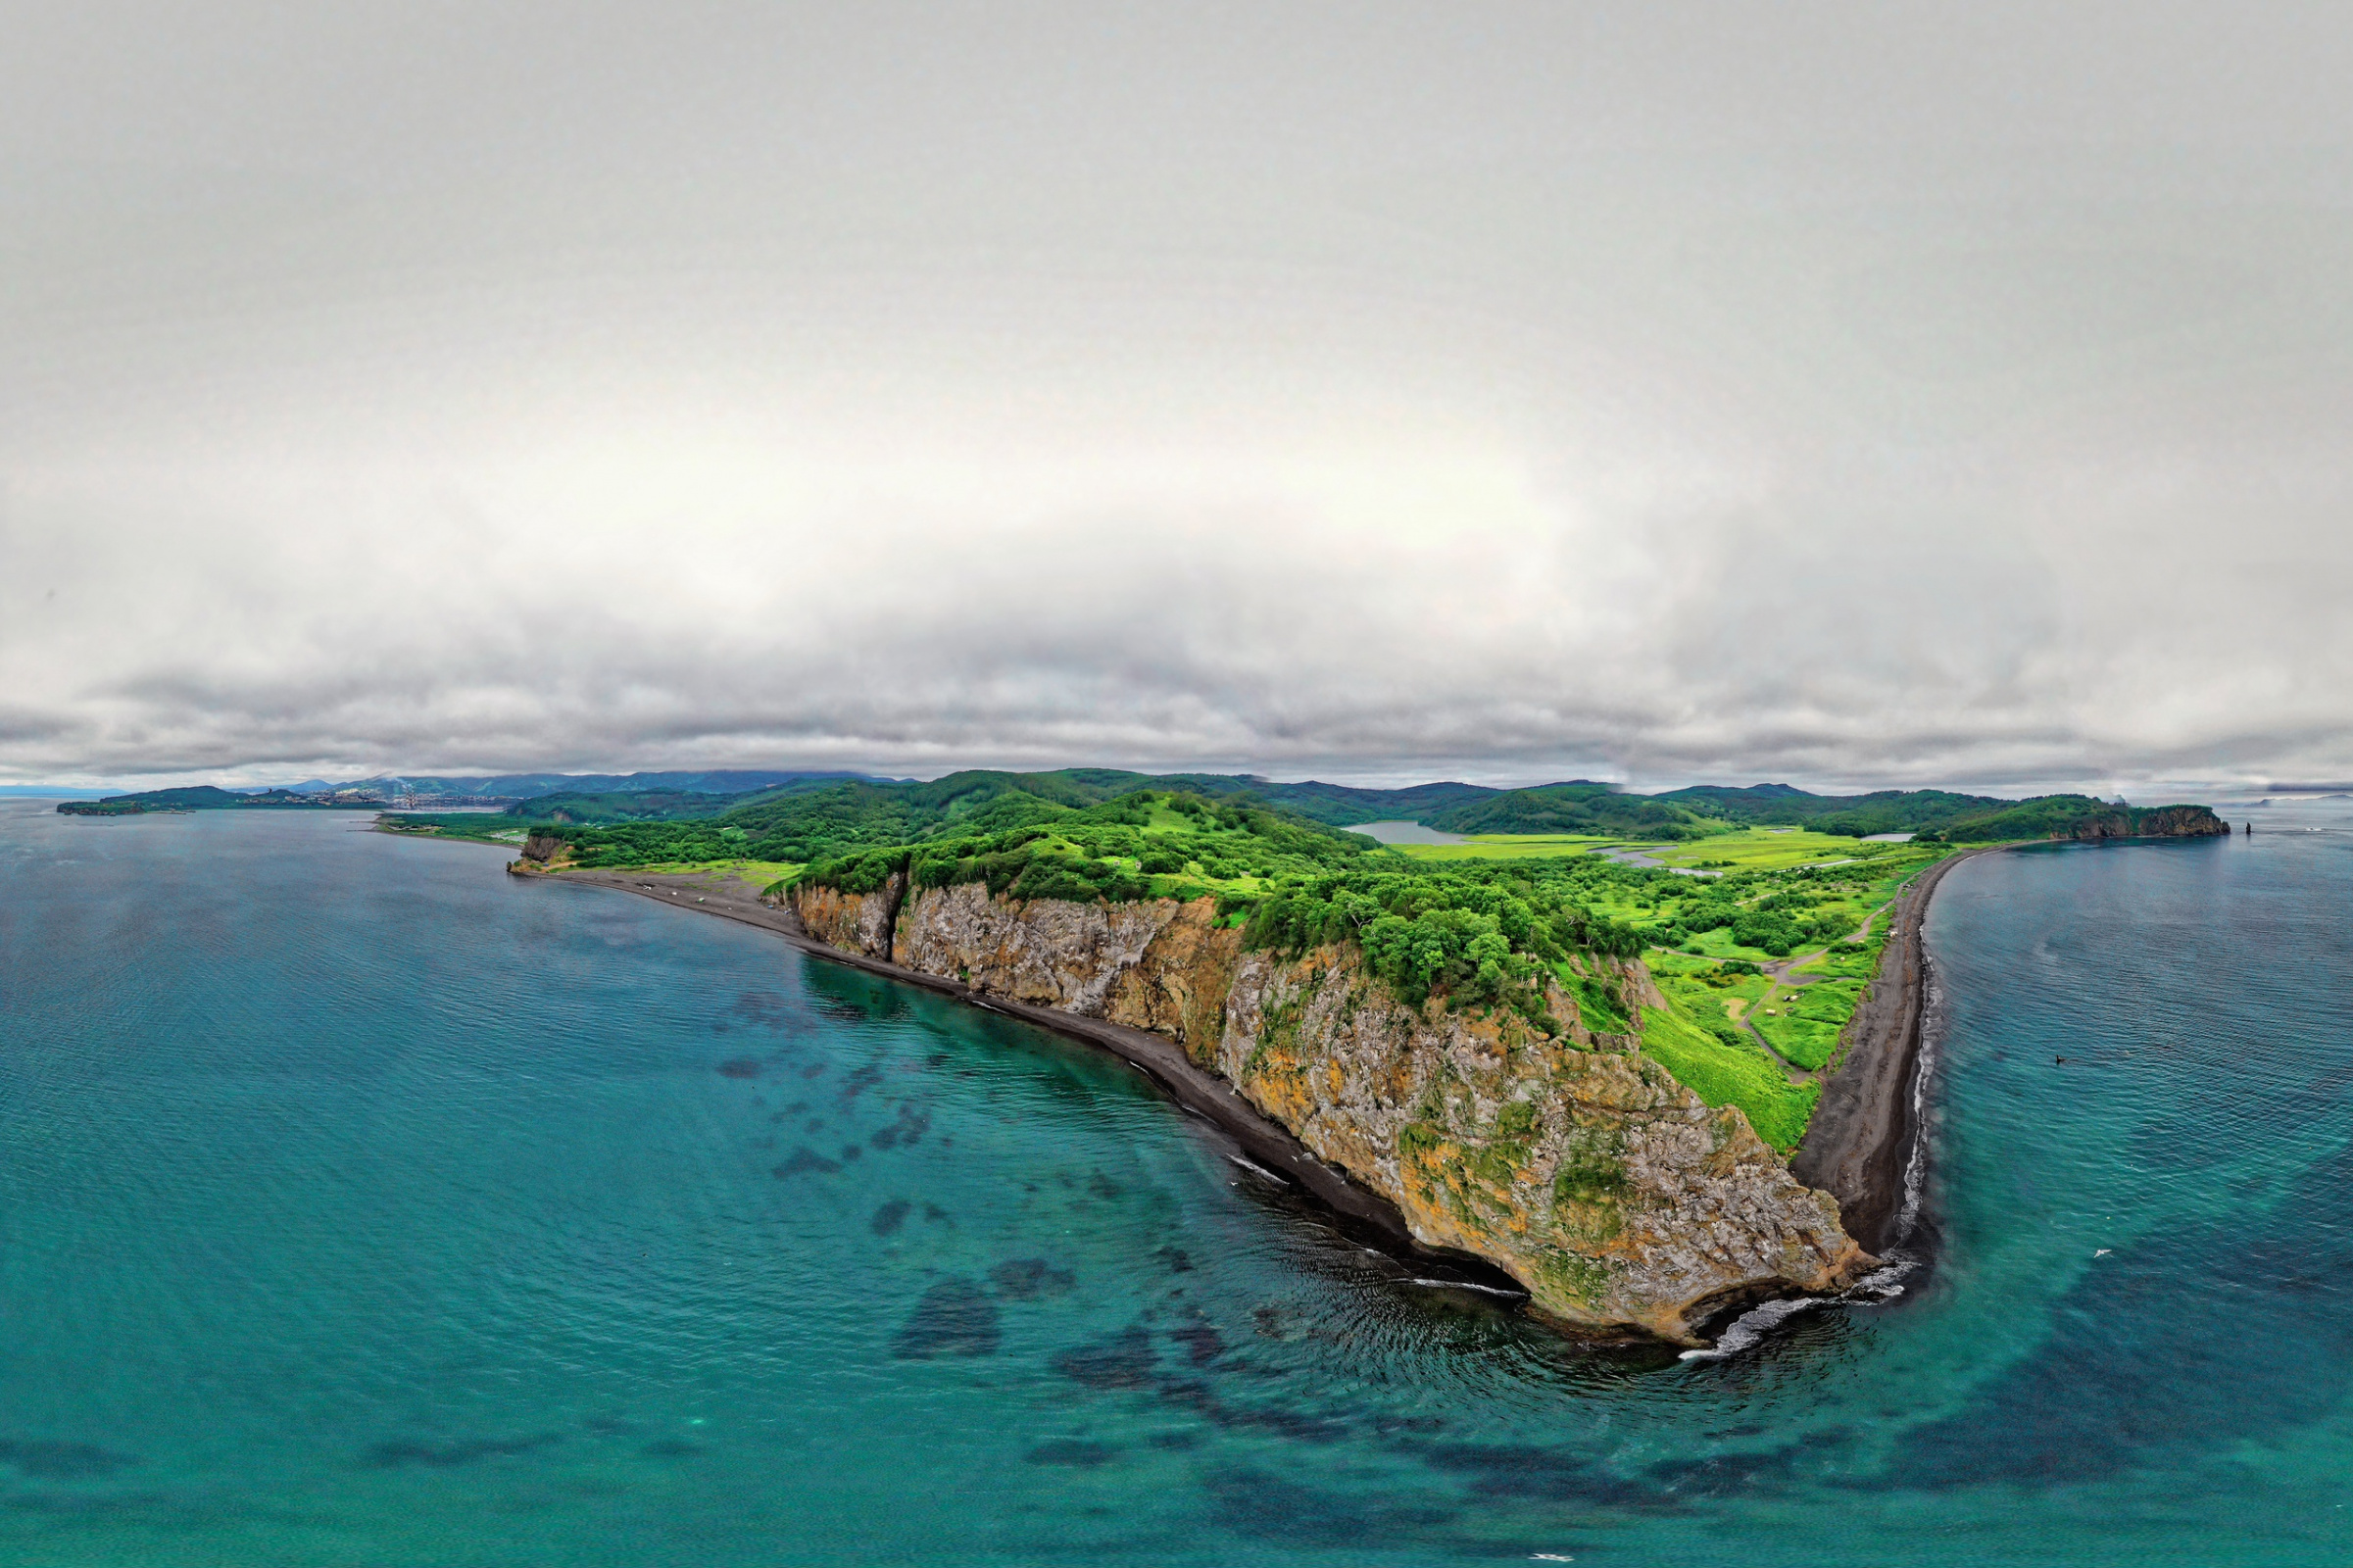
left=5, top=3, right=2352, bottom=791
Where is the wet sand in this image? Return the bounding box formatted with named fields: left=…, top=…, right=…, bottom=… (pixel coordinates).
left=1789, top=848, right=1998, bottom=1254
left=514, top=862, right=1531, bottom=1298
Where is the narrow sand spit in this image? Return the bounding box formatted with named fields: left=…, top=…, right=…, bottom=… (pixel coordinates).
left=1789, top=848, right=1999, bottom=1254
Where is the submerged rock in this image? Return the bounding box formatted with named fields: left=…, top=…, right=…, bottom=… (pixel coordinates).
left=891, top=1280, right=1001, bottom=1358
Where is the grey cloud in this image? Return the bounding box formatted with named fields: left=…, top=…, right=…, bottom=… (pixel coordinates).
left=5, top=5, right=2353, bottom=792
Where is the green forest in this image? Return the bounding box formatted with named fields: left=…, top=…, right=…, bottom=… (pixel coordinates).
left=386, top=766, right=2219, bottom=851
left=1651, top=782, right=2220, bottom=841
left=376, top=767, right=2220, bottom=1151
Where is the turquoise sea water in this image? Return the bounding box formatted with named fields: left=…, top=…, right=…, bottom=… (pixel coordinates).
left=5, top=801, right=2353, bottom=1565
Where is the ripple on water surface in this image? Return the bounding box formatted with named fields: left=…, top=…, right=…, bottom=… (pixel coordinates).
left=4, top=802, right=2353, bottom=1564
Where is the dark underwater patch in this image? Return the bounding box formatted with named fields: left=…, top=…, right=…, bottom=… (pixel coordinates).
left=640, top=1439, right=705, bottom=1459
left=715, top=1057, right=761, bottom=1079
left=1228, top=1407, right=1351, bottom=1445
left=1887, top=1141, right=2353, bottom=1490
left=812, top=995, right=893, bottom=1025
left=0, top=1438, right=138, bottom=1480
left=1168, top=1323, right=1225, bottom=1365
left=773, top=1147, right=840, bottom=1176
left=1025, top=1439, right=1118, bottom=1468
left=1410, top=1441, right=1669, bottom=1507
left=728, top=991, right=793, bottom=1029
left=991, top=1257, right=1075, bottom=1299
left=870, top=1102, right=932, bottom=1149
left=1152, top=1379, right=1353, bottom=1444
left=1053, top=1325, right=1157, bottom=1389
left=1198, top=1466, right=1459, bottom=1547
left=362, top=1433, right=561, bottom=1469
left=1648, top=1428, right=1854, bottom=1495
left=871, top=1199, right=911, bottom=1236
left=892, top=1280, right=1002, bottom=1358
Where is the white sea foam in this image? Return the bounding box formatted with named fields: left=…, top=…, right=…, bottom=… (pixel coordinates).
left=1679, top=1295, right=1831, bottom=1360
left=1894, top=957, right=1947, bottom=1248
left=1408, top=1277, right=1526, bottom=1298
left=1226, top=1153, right=1288, bottom=1184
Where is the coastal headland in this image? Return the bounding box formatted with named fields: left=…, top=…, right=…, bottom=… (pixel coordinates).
left=514, top=855, right=1869, bottom=1345
left=387, top=772, right=2226, bottom=1347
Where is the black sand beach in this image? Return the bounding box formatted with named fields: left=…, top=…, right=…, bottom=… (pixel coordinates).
left=1789, top=848, right=1994, bottom=1254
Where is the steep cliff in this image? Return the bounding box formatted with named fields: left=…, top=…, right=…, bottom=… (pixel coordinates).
left=2024, top=804, right=2231, bottom=842
left=520, top=831, right=572, bottom=865
left=796, top=867, right=907, bottom=958
left=2094, top=805, right=2231, bottom=839
left=786, top=878, right=1869, bottom=1342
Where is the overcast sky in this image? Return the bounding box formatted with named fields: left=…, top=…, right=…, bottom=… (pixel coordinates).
left=6, top=3, right=2353, bottom=794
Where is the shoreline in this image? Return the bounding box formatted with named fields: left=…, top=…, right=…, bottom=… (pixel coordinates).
left=1789, top=846, right=1999, bottom=1255
left=512, top=863, right=1536, bottom=1303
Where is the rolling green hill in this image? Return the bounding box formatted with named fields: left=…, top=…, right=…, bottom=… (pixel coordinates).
left=1424, top=781, right=1727, bottom=840
left=1652, top=784, right=2227, bottom=842
left=384, top=768, right=2225, bottom=856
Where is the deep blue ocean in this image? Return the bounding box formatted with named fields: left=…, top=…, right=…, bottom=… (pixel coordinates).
left=5, top=799, right=2352, bottom=1566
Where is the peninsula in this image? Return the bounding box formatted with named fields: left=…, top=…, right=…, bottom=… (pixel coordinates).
left=389, top=771, right=2230, bottom=1344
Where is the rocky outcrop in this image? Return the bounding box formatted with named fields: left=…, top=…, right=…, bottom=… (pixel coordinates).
left=2059, top=805, right=2230, bottom=841
left=794, top=870, right=907, bottom=959
left=1189, top=938, right=1865, bottom=1343
left=2120, top=805, right=2230, bottom=838
left=786, top=877, right=1869, bottom=1342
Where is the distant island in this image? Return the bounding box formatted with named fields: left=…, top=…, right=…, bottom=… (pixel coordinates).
left=53, top=768, right=895, bottom=817
left=379, top=769, right=2226, bottom=1345
left=57, top=785, right=376, bottom=815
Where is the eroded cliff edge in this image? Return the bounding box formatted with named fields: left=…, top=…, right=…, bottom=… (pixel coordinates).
left=789, top=874, right=1870, bottom=1344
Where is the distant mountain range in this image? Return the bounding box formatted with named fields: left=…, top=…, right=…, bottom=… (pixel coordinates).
left=370, top=766, right=2229, bottom=857
left=50, top=766, right=2229, bottom=847
left=298, top=769, right=899, bottom=798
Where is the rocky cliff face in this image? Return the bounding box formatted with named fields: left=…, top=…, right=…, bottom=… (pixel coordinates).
left=786, top=879, right=1868, bottom=1342
left=520, top=832, right=570, bottom=865
left=2121, top=805, right=2231, bottom=838
left=2060, top=805, right=2230, bottom=841
left=795, top=869, right=907, bottom=958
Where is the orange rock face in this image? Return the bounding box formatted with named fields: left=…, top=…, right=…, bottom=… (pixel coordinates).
left=790, top=880, right=1868, bottom=1342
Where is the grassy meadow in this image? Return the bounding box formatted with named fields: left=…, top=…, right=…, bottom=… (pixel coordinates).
left=1643, top=826, right=1915, bottom=872
left=1380, top=833, right=1619, bottom=862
